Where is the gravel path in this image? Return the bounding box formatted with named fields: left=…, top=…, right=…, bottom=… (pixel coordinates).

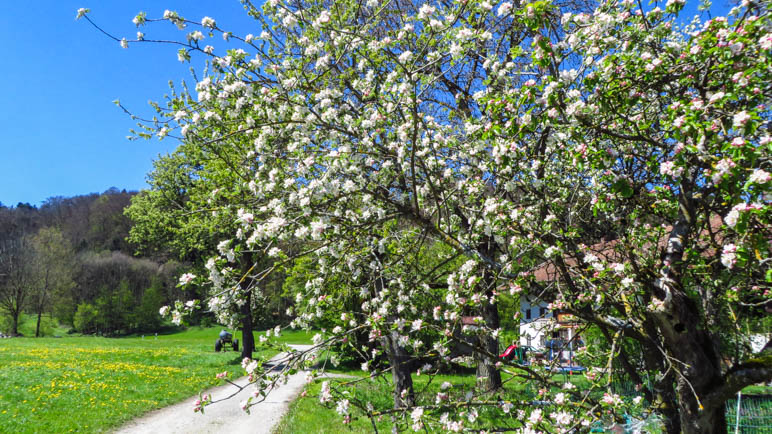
left=113, top=344, right=313, bottom=434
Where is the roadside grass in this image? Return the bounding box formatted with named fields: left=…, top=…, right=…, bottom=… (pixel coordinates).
left=273, top=366, right=592, bottom=433
left=275, top=360, right=771, bottom=434
left=0, top=326, right=311, bottom=433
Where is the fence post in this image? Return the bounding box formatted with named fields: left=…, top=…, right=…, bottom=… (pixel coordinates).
left=734, top=391, right=741, bottom=434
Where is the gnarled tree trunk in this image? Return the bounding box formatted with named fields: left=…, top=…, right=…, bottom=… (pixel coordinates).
left=382, top=330, right=415, bottom=409
left=476, top=299, right=502, bottom=392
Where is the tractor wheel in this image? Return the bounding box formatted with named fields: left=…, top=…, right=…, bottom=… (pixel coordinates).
left=233, top=338, right=239, bottom=352
left=215, top=338, right=223, bottom=352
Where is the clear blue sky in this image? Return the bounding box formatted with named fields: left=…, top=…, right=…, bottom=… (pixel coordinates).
left=0, top=1, right=258, bottom=207
left=0, top=1, right=728, bottom=207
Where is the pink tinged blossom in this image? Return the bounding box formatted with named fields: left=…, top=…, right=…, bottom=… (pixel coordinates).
left=708, top=92, right=725, bottom=104
left=411, top=319, right=423, bottom=331
left=724, top=208, right=740, bottom=228
left=528, top=408, right=543, bottom=424
left=554, top=392, right=566, bottom=404
left=760, top=34, right=772, bottom=50
left=335, top=399, right=350, bottom=415
left=449, top=43, right=462, bottom=58
left=713, top=158, right=736, bottom=185
left=729, top=42, right=744, bottom=55
left=237, top=209, right=254, bottom=224
left=731, top=137, right=745, bottom=147
left=749, top=169, right=771, bottom=184
left=501, top=402, right=513, bottom=413
left=497, top=2, right=513, bottom=16
left=733, top=111, right=751, bottom=128
left=552, top=411, right=573, bottom=426
left=659, top=161, right=683, bottom=178
left=673, top=116, right=686, bottom=128
left=179, top=273, right=196, bottom=285
left=601, top=393, right=622, bottom=406
left=316, top=10, right=330, bottom=25
left=410, top=407, right=424, bottom=431
left=721, top=244, right=737, bottom=269
left=310, top=220, right=326, bottom=240
left=159, top=306, right=170, bottom=316
left=418, top=4, right=435, bottom=19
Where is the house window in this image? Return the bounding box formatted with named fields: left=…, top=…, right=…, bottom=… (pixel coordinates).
left=539, top=307, right=546, bottom=317
left=525, top=309, right=531, bottom=320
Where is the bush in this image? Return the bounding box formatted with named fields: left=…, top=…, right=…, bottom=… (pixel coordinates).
left=73, top=303, right=99, bottom=334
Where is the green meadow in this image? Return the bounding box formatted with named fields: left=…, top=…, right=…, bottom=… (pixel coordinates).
left=0, top=326, right=312, bottom=433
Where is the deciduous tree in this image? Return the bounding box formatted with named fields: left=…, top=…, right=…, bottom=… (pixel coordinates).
left=80, top=0, right=771, bottom=431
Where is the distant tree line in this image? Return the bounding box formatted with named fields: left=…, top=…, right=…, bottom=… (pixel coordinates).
left=0, top=187, right=291, bottom=340
left=0, top=189, right=187, bottom=336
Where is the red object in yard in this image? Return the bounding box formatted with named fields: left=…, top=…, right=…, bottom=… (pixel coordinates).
left=499, top=344, right=518, bottom=359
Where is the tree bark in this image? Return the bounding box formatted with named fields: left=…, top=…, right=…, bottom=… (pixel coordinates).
left=650, top=368, right=681, bottom=434
left=652, top=213, right=726, bottom=433
left=678, top=385, right=727, bottom=434
left=382, top=330, right=415, bottom=410
left=474, top=263, right=502, bottom=392
left=476, top=298, right=502, bottom=391
left=240, top=287, right=255, bottom=359
left=372, top=251, right=415, bottom=412
left=35, top=310, right=42, bottom=338
left=11, top=310, right=19, bottom=336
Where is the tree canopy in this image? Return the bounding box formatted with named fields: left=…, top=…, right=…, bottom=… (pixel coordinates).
left=80, top=0, right=771, bottom=431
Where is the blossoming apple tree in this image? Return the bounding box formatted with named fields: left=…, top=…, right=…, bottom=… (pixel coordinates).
left=80, top=0, right=770, bottom=431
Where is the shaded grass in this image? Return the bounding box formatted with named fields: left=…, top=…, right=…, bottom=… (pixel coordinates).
left=0, top=313, right=69, bottom=337
left=275, top=361, right=770, bottom=434
left=0, top=326, right=301, bottom=433
left=273, top=367, right=592, bottom=433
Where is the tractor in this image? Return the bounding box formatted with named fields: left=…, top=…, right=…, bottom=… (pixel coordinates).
left=214, top=330, right=239, bottom=352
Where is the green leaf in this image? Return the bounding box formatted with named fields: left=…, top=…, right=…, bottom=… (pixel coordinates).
left=611, top=179, right=634, bottom=198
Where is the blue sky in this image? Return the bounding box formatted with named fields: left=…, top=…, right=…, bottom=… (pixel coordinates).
left=0, top=1, right=257, bottom=207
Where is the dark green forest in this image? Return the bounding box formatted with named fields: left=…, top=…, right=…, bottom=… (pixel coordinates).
left=0, top=189, right=191, bottom=337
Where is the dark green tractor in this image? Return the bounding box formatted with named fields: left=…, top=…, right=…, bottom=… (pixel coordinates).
left=215, top=330, right=239, bottom=352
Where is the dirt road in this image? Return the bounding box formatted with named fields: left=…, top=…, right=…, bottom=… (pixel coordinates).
left=113, top=345, right=313, bottom=434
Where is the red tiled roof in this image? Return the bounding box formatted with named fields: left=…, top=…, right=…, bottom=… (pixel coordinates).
left=531, top=215, right=725, bottom=282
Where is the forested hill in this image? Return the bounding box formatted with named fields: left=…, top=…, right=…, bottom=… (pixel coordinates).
left=0, top=188, right=134, bottom=252
left=0, top=188, right=188, bottom=337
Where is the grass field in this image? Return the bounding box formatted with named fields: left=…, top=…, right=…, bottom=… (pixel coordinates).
left=273, top=368, right=593, bottom=433
left=0, top=326, right=312, bottom=433
left=275, top=365, right=771, bottom=434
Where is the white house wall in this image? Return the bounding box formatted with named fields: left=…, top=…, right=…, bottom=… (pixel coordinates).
left=519, top=298, right=555, bottom=349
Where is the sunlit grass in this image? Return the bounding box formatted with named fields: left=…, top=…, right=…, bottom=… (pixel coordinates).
left=0, top=326, right=310, bottom=433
